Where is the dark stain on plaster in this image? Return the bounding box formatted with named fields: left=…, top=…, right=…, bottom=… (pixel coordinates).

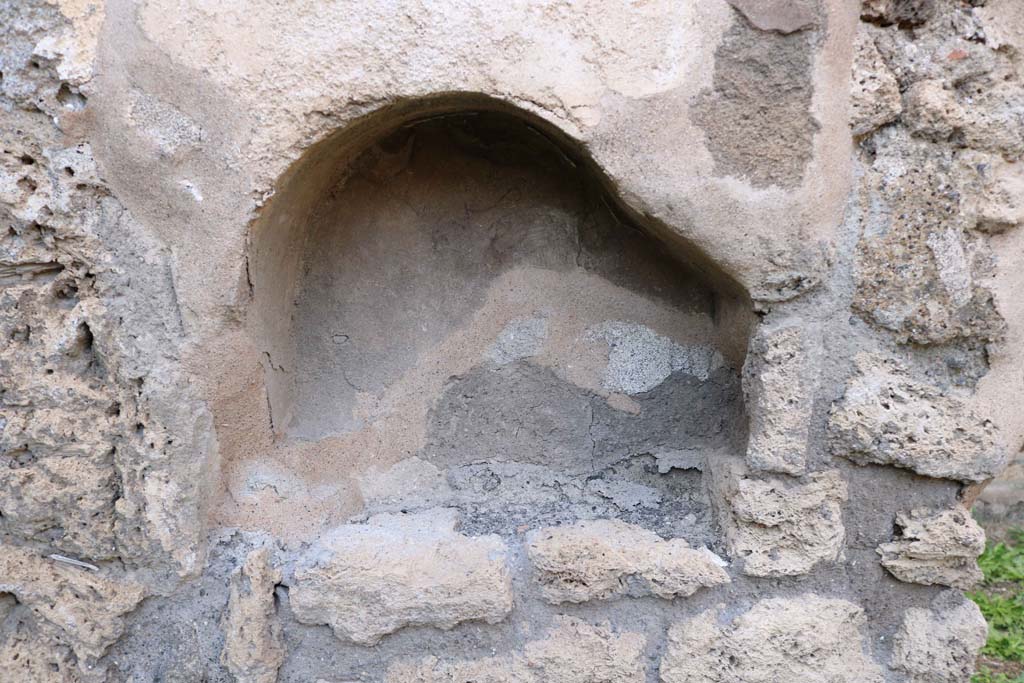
left=691, top=10, right=820, bottom=189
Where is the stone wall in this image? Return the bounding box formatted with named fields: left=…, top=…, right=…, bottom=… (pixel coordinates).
left=0, top=0, right=1022, bottom=682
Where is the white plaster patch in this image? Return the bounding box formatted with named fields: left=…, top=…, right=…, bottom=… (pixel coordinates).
left=586, top=321, right=723, bottom=395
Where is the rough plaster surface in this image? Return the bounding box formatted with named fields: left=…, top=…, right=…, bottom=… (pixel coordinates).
left=2, top=0, right=1023, bottom=681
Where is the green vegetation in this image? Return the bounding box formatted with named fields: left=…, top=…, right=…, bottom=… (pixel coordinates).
left=973, top=669, right=1024, bottom=683
left=971, top=529, right=1024, bottom=682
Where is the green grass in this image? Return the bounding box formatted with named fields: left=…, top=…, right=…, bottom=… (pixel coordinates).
left=969, top=591, right=1024, bottom=661
left=971, top=529, right=1024, bottom=683
left=978, top=532, right=1024, bottom=583
left=973, top=669, right=1024, bottom=683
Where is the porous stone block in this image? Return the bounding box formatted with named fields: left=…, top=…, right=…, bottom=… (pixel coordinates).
left=221, top=548, right=285, bottom=683
left=957, top=151, right=1024, bottom=234
left=289, top=509, right=513, bottom=645
left=878, top=506, right=985, bottom=589
left=715, top=462, right=846, bottom=577
left=0, top=544, right=146, bottom=660
left=660, top=595, right=884, bottom=682
left=892, top=590, right=988, bottom=683
left=742, top=321, right=818, bottom=475
left=861, top=0, right=935, bottom=27
left=850, top=26, right=902, bottom=136
left=386, top=615, right=646, bottom=682
left=828, top=354, right=1006, bottom=482
left=525, top=518, right=729, bottom=604
left=903, top=79, right=965, bottom=140
left=850, top=128, right=1006, bottom=346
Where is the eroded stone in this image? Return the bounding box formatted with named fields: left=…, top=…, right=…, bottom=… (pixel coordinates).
left=903, top=79, right=965, bottom=141
left=221, top=548, right=285, bottom=683
left=850, top=26, right=902, bottom=136
left=957, top=151, right=1024, bottom=234
left=386, top=615, right=646, bottom=683
left=851, top=128, right=1006, bottom=346
left=892, top=590, right=988, bottom=683
left=0, top=545, right=146, bottom=660
left=525, top=518, right=729, bottom=604
left=714, top=462, right=847, bottom=577
left=861, top=0, right=935, bottom=27
left=878, top=506, right=984, bottom=589
left=742, top=321, right=817, bottom=475
left=289, top=509, right=513, bottom=645
left=660, top=595, right=884, bottom=682
left=828, top=354, right=1006, bottom=482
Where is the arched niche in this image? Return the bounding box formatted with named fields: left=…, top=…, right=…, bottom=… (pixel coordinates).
left=244, top=94, right=755, bottom=538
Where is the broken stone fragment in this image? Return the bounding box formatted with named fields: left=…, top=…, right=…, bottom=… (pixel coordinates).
left=660, top=595, right=884, bottom=682
left=713, top=461, right=847, bottom=577
left=850, top=26, right=902, bottom=136
left=525, top=518, right=729, bottom=604
left=385, top=615, right=646, bottom=682
left=861, top=0, right=935, bottom=27
left=957, top=151, right=1024, bottom=234
left=0, top=616, right=80, bottom=683
left=850, top=125, right=1008, bottom=346
left=0, top=544, right=146, bottom=660
left=221, top=548, right=285, bottom=683
left=902, top=79, right=965, bottom=141
left=742, top=321, right=818, bottom=475
left=891, top=590, right=988, bottom=683
left=877, top=506, right=984, bottom=589
left=289, top=509, right=513, bottom=645
left=828, top=354, right=1006, bottom=482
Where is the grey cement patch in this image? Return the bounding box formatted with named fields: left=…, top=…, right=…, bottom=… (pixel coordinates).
left=414, top=360, right=743, bottom=543
left=691, top=11, right=819, bottom=188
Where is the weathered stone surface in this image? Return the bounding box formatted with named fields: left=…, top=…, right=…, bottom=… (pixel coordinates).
left=861, top=0, right=935, bottom=27
left=525, top=519, right=729, bottom=604
left=903, top=79, right=965, bottom=141
left=742, top=321, right=817, bottom=475
left=892, top=590, right=988, bottom=683
left=878, top=506, right=984, bottom=589
left=829, top=354, right=1006, bottom=482
left=0, top=2, right=214, bottom=580
left=0, top=617, right=81, bottom=683
left=0, top=545, right=146, bottom=660
left=957, top=151, right=1024, bottom=234
left=290, top=509, right=513, bottom=645
left=221, top=548, right=285, bottom=683
left=660, top=595, right=884, bottom=683
left=850, top=26, right=902, bottom=136
left=714, top=463, right=847, bottom=576
left=851, top=128, right=1006, bottom=346
left=386, top=615, right=646, bottom=683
